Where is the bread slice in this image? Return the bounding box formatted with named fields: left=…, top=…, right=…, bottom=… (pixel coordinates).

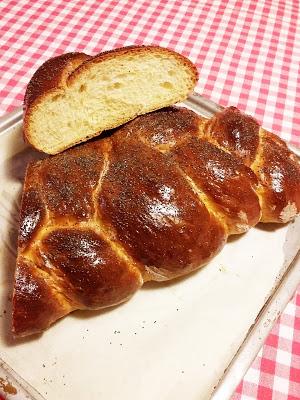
left=24, top=46, right=198, bottom=154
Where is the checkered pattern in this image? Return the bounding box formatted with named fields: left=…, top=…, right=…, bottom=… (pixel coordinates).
left=233, top=291, right=300, bottom=400
left=1, top=0, right=300, bottom=147
left=0, top=0, right=299, bottom=398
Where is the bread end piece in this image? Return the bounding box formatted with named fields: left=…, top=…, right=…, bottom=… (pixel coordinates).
left=24, top=46, right=198, bottom=154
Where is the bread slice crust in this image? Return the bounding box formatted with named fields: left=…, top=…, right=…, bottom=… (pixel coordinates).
left=24, top=46, right=198, bottom=154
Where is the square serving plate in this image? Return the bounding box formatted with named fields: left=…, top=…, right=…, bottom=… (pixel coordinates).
left=0, top=94, right=299, bottom=400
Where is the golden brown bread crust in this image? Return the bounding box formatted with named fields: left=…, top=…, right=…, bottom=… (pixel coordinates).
left=13, top=106, right=299, bottom=336
left=18, top=170, right=46, bottom=249
left=13, top=258, right=73, bottom=336
left=254, top=131, right=300, bottom=222
left=99, top=137, right=226, bottom=279
left=171, top=137, right=261, bottom=233
left=204, top=107, right=300, bottom=222
left=204, top=106, right=260, bottom=166
left=42, top=228, right=142, bottom=308
left=14, top=139, right=144, bottom=336
left=39, top=140, right=105, bottom=221
left=114, top=106, right=200, bottom=150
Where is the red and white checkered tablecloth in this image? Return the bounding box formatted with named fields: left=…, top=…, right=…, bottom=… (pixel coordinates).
left=0, top=0, right=299, bottom=399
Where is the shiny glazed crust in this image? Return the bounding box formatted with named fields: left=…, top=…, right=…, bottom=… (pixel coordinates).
left=204, top=107, right=300, bottom=222
left=13, top=107, right=300, bottom=336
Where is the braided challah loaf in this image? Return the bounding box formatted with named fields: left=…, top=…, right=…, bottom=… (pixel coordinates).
left=13, top=107, right=300, bottom=336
